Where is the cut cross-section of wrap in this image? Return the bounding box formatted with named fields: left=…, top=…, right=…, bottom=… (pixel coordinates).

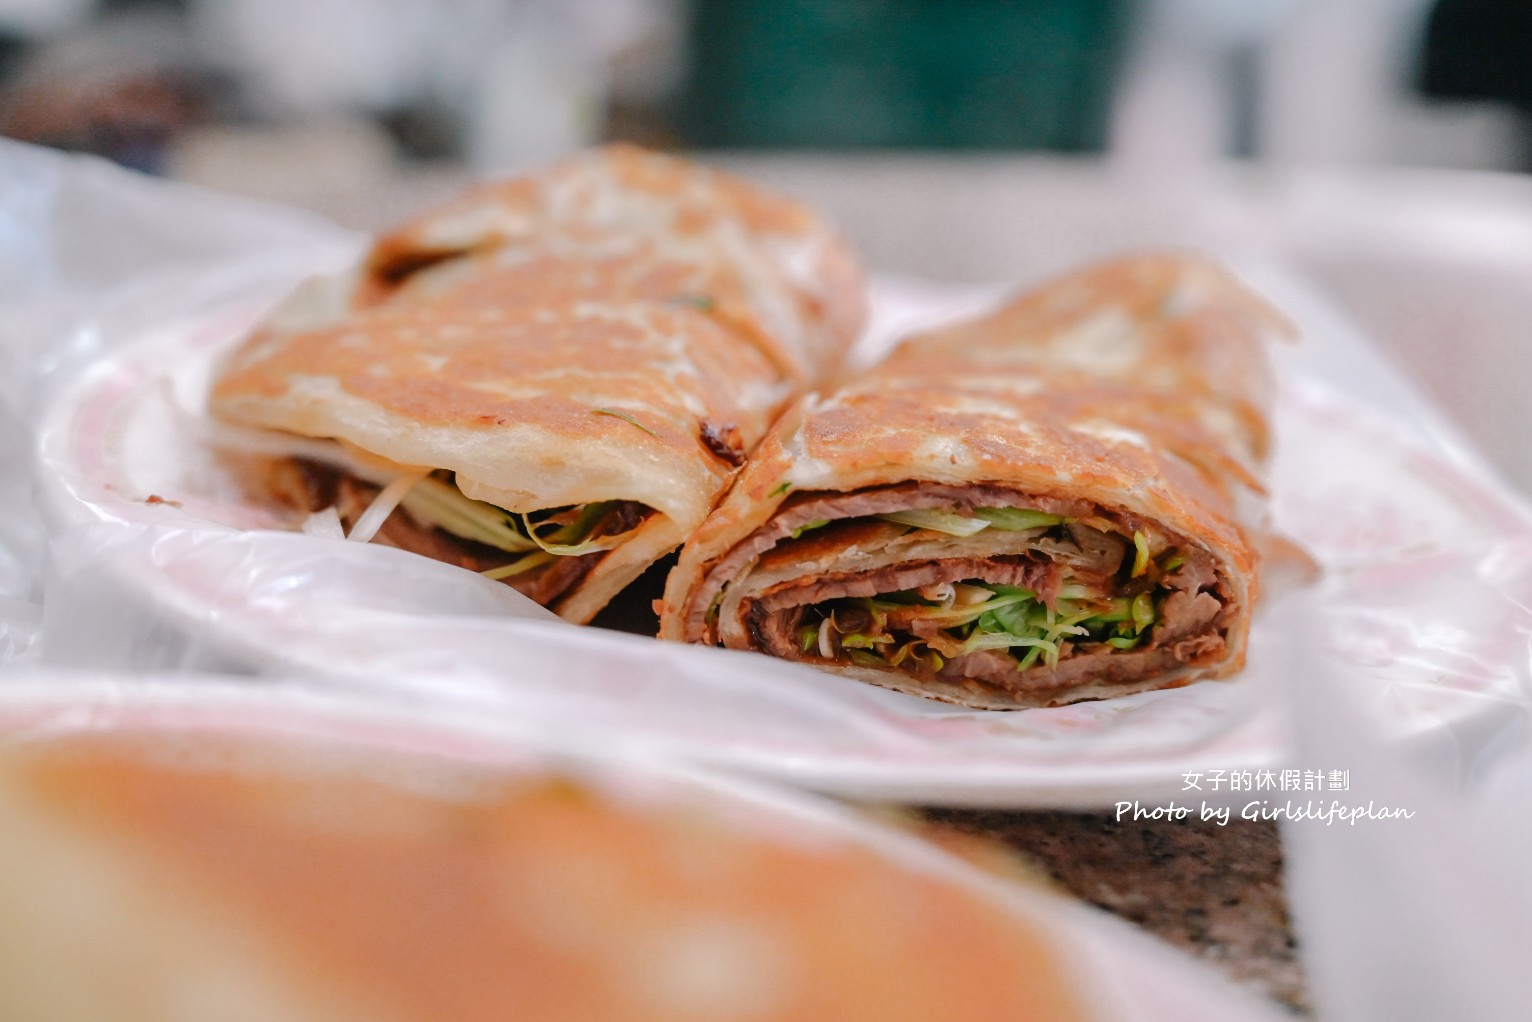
left=210, top=146, right=865, bottom=623
left=660, top=254, right=1292, bottom=709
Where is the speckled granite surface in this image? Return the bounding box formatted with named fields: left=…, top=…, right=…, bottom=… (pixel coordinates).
left=921, top=809, right=1309, bottom=1016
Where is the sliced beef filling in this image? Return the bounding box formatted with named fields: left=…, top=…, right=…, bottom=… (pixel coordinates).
left=684, top=482, right=1098, bottom=641
left=756, top=557, right=1056, bottom=612
left=937, top=645, right=1199, bottom=695
left=724, top=488, right=1231, bottom=697
left=268, top=458, right=648, bottom=607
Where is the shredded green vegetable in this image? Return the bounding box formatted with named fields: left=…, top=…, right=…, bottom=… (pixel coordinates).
left=400, top=475, right=631, bottom=571
left=400, top=485, right=636, bottom=581
left=481, top=551, right=555, bottom=581
left=803, top=578, right=1160, bottom=674
left=876, top=505, right=1067, bottom=537
left=591, top=408, right=660, bottom=438
left=974, top=507, right=1065, bottom=531
left=841, top=632, right=893, bottom=650
left=1132, top=530, right=1151, bottom=578
left=789, top=519, right=831, bottom=539
left=877, top=508, right=989, bottom=536
left=519, top=501, right=623, bottom=557
left=399, top=477, right=537, bottom=554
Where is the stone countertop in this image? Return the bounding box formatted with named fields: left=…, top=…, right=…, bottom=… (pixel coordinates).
left=920, top=809, right=1308, bottom=1016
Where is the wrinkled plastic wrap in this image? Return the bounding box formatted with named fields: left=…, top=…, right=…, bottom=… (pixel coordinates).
left=0, top=137, right=364, bottom=665
left=1283, top=580, right=1532, bottom=1021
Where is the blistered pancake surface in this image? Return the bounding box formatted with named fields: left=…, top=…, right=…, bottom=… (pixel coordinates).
left=363, top=144, right=867, bottom=384
left=212, top=270, right=782, bottom=527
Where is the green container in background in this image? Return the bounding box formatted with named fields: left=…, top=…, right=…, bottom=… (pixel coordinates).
left=678, top=0, right=1130, bottom=151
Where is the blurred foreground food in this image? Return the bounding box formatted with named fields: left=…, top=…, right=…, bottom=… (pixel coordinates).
left=0, top=726, right=1088, bottom=1022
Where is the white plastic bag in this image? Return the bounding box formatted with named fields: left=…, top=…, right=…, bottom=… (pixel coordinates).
left=0, top=137, right=362, bottom=668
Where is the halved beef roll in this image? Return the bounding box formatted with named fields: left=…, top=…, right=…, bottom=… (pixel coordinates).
left=210, top=145, right=865, bottom=623
left=659, top=254, right=1292, bottom=709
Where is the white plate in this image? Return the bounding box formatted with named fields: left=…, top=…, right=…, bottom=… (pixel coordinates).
left=32, top=273, right=1532, bottom=807
left=0, top=672, right=1292, bottom=1022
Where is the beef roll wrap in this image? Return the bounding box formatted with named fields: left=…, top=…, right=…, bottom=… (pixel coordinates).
left=660, top=255, right=1292, bottom=709
left=210, top=146, right=865, bottom=624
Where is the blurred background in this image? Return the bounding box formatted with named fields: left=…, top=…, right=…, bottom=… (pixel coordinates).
left=4, top=0, right=1532, bottom=488
left=6, top=1, right=1529, bottom=186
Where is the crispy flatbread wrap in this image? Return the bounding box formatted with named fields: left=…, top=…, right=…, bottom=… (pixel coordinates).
left=659, top=255, right=1292, bottom=709
left=209, top=146, right=866, bottom=624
